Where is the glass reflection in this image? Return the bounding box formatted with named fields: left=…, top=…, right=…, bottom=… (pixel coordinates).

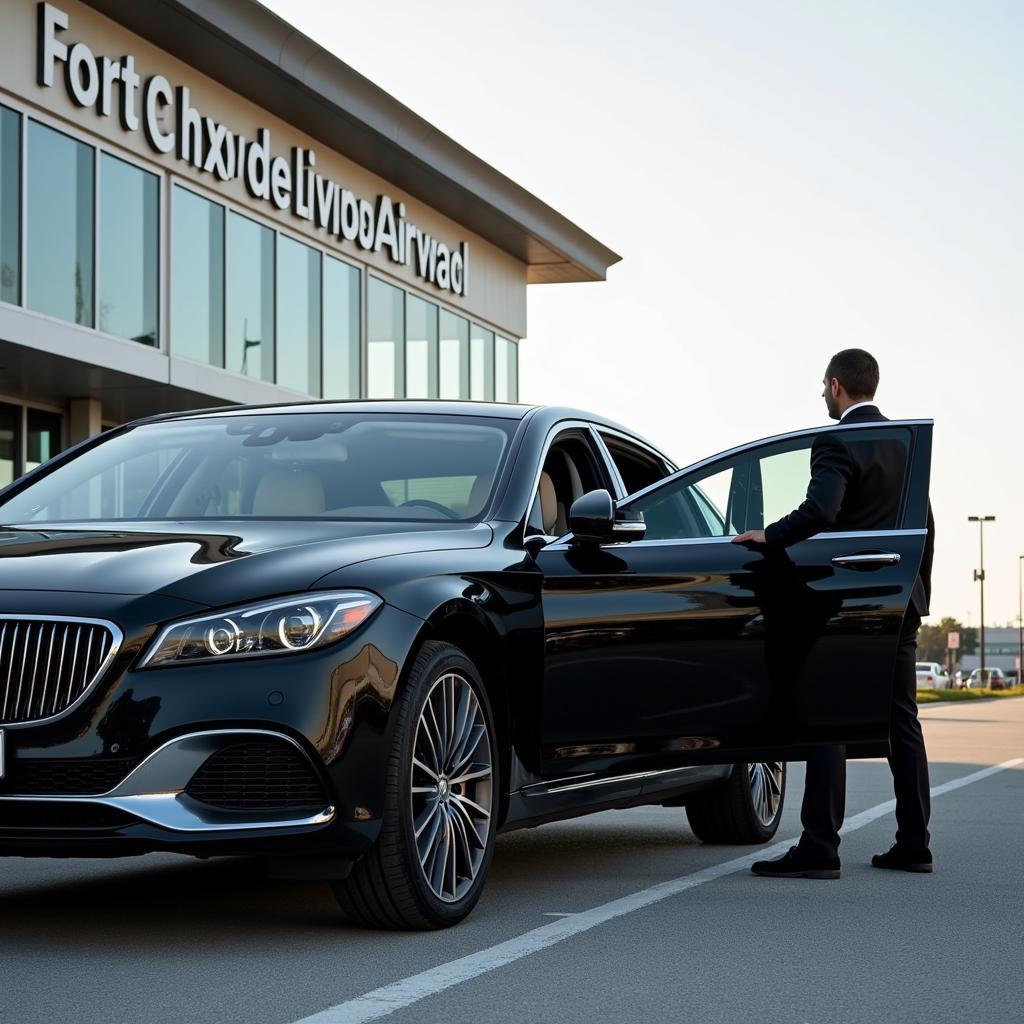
left=0, top=402, right=18, bottom=487
left=470, top=323, right=495, bottom=401
left=26, top=408, right=62, bottom=472
left=27, top=121, right=94, bottom=326
left=99, top=153, right=158, bottom=345
left=439, top=309, right=469, bottom=399
left=171, top=186, right=224, bottom=365
left=405, top=294, right=438, bottom=399
left=277, top=235, right=321, bottom=396
left=0, top=106, right=20, bottom=305
left=323, top=256, right=360, bottom=399
left=367, top=277, right=403, bottom=398
left=226, top=211, right=275, bottom=381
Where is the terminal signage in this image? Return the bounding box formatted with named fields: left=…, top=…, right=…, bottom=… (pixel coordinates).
left=35, top=3, right=469, bottom=296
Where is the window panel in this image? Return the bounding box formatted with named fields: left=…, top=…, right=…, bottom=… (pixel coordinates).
left=99, top=153, right=158, bottom=345
left=25, top=409, right=62, bottom=472
left=171, top=186, right=224, bottom=366
left=0, top=402, right=19, bottom=487
left=439, top=310, right=469, bottom=399
left=0, top=106, right=20, bottom=305
left=27, top=121, right=94, bottom=326
left=277, top=235, right=321, bottom=396
left=494, top=336, right=519, bottom=403
left=323, top=256, right=360, bottom=399
left=367, top=277, right=404, bottom=398
left=405, top=294, right=438, bottom=399
left=226, top=211, right=275, bottom=381
left=470, top=323, right=495, bottom=401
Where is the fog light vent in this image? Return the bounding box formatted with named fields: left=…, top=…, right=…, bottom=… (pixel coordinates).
left=185, top=740, right=327, bottom=810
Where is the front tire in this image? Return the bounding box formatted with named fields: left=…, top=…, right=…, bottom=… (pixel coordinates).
left=685, top=762, right=786, bottom=844
left=333, top=641, right=498, bottom=929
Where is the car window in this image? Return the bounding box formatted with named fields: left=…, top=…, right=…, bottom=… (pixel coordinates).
left=527, top=430, right=612, bottom=537
left=622, top=426, right=912, bottom=542
left=599, top=433, right=672, bottom=495
left=0, top=413, right=515, bottom=523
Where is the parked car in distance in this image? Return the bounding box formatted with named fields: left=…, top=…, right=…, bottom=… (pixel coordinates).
left=0, top=402, right=934, bottom=928
left=915, top=662, right=950, bottom=689
left=968, top=667, right=1008, bottom=690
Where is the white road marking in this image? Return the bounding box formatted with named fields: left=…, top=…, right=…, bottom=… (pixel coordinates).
left=290, top=757, right=1024, bottom=1024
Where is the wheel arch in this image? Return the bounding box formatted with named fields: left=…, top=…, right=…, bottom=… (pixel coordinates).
left=412, top=600, right=514, bottom=827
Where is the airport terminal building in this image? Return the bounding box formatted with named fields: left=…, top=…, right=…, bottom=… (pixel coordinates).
left=0, top=0, right=618, bottom=485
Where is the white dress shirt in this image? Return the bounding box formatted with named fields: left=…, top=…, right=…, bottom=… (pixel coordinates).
left=840, top=401, right=876, bottom=421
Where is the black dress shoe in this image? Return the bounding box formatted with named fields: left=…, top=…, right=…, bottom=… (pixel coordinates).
left=871, top=845, right=933, bottom=873
left=751, top=846, right=841, bottom=879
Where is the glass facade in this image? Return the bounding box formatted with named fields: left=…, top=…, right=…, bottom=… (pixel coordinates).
left=26, top=409, right=62, bottom=472
left=470, top=323, right=495, bottom=401
left=322, top=256, right=360, bottom=399
left=171, top=186, right=225, bottom=365
left=26, top=121, right=94, bottom=326
left=0, top=402, right=18, bottom=488
left=405, top=294, right=438, bottom=399
left=494, top=336, right=519, bottom=403
left=439, top=309, right=470, bottom=399
left=226, top=211, right=275, bottom=382
left=99, top=154, right=158, bottom=345
left=3, top=107, right=519, bottom=421
left=0, top=106, right=20, bottom=306
left=367, top=277, right=404, bottom=398
left=276, top=235, right=321, bottom=395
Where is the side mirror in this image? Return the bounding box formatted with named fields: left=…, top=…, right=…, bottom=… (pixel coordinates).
left=568, top=489, right=646, bottom=545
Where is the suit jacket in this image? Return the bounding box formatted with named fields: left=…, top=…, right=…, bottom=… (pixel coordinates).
left=763, top=405, right=934, bottom=617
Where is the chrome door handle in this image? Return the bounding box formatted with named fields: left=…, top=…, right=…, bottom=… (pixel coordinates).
left=831, top=552, right=901, bottom=568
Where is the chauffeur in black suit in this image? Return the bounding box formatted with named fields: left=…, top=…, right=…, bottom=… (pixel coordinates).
left=736, top=348, right=935, bottom=879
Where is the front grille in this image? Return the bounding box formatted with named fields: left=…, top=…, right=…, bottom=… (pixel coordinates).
left=1, top=756, right=140, bottom=796
left=0, top=617, right=120, bottom=726
left=185, top=740, right=327, bottom=811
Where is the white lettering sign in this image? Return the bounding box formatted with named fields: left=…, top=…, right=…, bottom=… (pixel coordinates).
left=36, top=2, right=469, bottom=296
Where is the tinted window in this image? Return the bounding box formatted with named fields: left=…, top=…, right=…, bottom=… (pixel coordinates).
left=368, top=278, right=404, bottom=398
left=0, top=414, right=514, bottom=524
left=226, top=212, right=274, bottom=381
left=322, top=256, right=360, bottom=399
left=439, top=310, right=469, bottom=399
left=276, top=235, right=321, bottom=395
left=406, top=294, right=438, bottom=399
left=470, top=324, right=494, bottom=401
left=99, top=153, right=158, bottom=345
left=625, top=427, right=910, bottom=541
left=601, top=433, right=670, bottom=494
left=1, top=106, right=20, bottom=305
left=27, top=121, right=93, bottom=326
left=172, top=186, right=224, bottom=365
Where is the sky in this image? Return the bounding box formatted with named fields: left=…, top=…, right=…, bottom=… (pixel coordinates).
left=263, top=0, right=1023, bottom=629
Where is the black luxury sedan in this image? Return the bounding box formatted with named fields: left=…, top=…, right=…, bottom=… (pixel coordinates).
left=0, top=401, right=933, bottom=928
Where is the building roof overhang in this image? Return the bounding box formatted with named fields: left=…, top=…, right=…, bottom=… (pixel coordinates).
left=81, top=0, right=622, bottom=284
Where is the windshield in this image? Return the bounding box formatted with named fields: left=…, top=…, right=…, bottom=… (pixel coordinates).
left=0, top=413, right=514, bottom=524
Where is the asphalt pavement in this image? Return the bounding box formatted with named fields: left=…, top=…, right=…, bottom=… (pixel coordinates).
left=1, top=697, right=1022, bottom=1024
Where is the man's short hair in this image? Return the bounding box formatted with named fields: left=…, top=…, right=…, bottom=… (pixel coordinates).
left=826, top=348, right=879, bottom=399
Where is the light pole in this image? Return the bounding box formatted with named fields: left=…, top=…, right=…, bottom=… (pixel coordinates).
left=968, top=515, right=995, bottom=682
left=1018, top=555, right=1023, bottom=690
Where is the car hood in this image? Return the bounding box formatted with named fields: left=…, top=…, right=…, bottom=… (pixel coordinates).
left=0, top=520, right=493, bottom=608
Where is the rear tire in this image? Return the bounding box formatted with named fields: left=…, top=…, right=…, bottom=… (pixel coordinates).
left=686, top=762, right=786, bottom=844
left=333, top=641, right=498, bottom=929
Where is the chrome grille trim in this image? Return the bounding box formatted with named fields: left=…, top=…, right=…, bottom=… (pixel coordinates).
left=0, top=615, right=123, bottom=728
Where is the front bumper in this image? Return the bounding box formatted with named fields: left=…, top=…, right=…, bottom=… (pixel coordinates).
left=0, top=595, right=425, bottom=858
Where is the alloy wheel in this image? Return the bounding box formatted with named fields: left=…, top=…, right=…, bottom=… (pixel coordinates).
left=748, top=761, right=784, bottom=827
left=410, top=672, right=494, bottom=903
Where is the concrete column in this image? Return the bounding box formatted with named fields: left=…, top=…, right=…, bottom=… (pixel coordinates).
left=68, top=398, right=104, bottom=445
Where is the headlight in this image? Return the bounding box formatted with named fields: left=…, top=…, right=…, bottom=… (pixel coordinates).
left=140, top=591, right=382, bottom=668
